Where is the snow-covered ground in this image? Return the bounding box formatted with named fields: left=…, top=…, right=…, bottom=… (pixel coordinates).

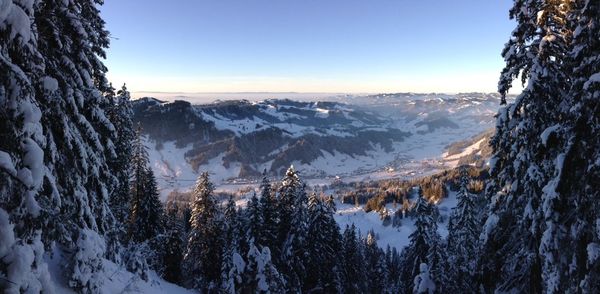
left=143, top=95, right=498, bottom=198
left=146, top=120, right=488, bottom=199
left=45, top=247, right=193, bottom=294
left=334, top=190, right=459, bottom=250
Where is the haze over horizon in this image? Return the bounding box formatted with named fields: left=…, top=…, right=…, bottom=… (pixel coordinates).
left=100, top=0, right=518, bottom=97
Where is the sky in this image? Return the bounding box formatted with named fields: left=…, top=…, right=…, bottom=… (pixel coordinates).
left=100, top=0, right=516, bottom=97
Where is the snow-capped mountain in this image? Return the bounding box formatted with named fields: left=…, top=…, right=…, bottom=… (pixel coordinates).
left=132, top=93, right=503, bottom=198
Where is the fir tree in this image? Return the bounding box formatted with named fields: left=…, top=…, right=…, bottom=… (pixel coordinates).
left=220, top=196, right=243, bottom=293
left=277, top=166, right=309, bottom=291
left=479, top=0, right=579, bottom=292
left=162, top=229, right=183, bottom=284
left=364, top=231, right=388, bottom=294
left=305, top=193, right=342, bottom=292
left=128, top=126, right=164, bottom=243
left=245, top=192, right=263, bottom=246
left=565, top=1, right=600, bottom=292
left=0, top=0, right=119, bottom=291
left=413, top=263, right=436, bottom=294
left=243, top=244, right=286, bottom=293
left=340, top=224, right=367, bottom=294
left=108, top=84, right=135, bottom=228
left=183, top=172, right=224, bottom=290
left=446, top=173, right=479, bottom=292
left=258, top=171, right=278, bottom=255
left=399, top=190, right=440, bottom=293
left=385, top=245, right=402, bottom=292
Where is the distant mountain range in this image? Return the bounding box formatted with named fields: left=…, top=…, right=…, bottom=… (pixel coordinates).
left=132, top=93, right=504, bottom=197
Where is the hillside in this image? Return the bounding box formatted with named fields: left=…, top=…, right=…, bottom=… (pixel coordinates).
left=132, top=94, right=500, bottom=197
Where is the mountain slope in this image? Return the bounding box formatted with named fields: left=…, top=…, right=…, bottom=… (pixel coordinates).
left=133, top=93, right=502, bottom=197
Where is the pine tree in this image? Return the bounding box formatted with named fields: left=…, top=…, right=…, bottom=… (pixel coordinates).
left=258, top=171, right=278, bottom=255
left=245, top=192, right=263, bottom=246
left=220, top=196, right=244, bottom=293
left=276, top=166, right=302, bottom=247
left=128, top=127, right=164, bottom=243
left=108, top=84, right=134, bottom=228
left=413, top=263, right=436, bottom=294
left=277, top=166, right=309, bottom=291
left=385, top=245, right=402, bottom=292
left=0, top=2, right=52, bottom=291
left=364, top=231, right=388, bottom=294
left=340, top=224, right=367, bottom=294
left=183, top=172, right=224, bottom=290
left=479, top=0, right=578, bottom=292
left=162, top=226, right=183, bottom=284
left=399, top=190, right=440, bottom=293
left=305, top=193, right=342, bottom=292
left=565, top=1, right=600, bottom=292
left=1, top=1, right=119, bottom=292
left=446, top=173, right=479, bottom=292
left=243, top=244, right=285, bottom=293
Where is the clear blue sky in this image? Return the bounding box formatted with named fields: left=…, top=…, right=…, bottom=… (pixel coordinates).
left=100, top=0, right=515, bottom=95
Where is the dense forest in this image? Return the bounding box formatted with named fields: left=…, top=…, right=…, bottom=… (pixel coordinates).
left=1, top=0, right=599, bottom=293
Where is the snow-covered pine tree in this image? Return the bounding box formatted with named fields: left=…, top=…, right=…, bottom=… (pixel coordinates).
left=107, top=84, right=134, bottom=229
left=258, top=171, right=278, bottom=256
left=340, top=224, right=367, bottom=294
left=128, top=126, right=164, bottom=243
left=245, top=192, right=263, bottom=247
left=162, top=227, right=183, bottom=284
left=425, top=230, right=447, bottom=293
left=243, top=244, right=285, bottom=293
left=276, top=165, right=301, bottom=248
left=446, top=172, right=479, bottom=292
left=305, top=193, right=342, bottom=293
left=220, top=196, right=243, bottom=293
left=0, top=1, right=52, bottom=292
left=364, top=230, right=388, bottom=294
left=413, top=263, right=435, bottom=294
left=323, top=195, right=344, bottom=292
left=478, top=0, right=577, bottom=292
left=385, top=245, right=402, bottom=292
left=565, top=1, right=600, bottom=292
left=277, top=166, right=309, bottom=291
left=183, top=172, right=224, bottom=291
left=399, top=190, right=439, bottom=293
left=1, top=0, right=121, bottom=292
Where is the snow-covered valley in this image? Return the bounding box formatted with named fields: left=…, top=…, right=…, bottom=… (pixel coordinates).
left=137, top=93, right=500, bottom=199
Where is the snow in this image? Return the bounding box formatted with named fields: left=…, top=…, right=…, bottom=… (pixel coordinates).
left=334, top=190, right=459, bottom=250
left=4, top=242, right=43, bottom=293
left=480, top=213, right=499, bottom=244
left=42, top=76, right=59, bottom=92
left=145, top=140, right=197, bottom=201
left=443, top=138, right=486, bottom=161
left=584, top=72, right=600, bottom=90
left=45, top=246, right=194, bottom=294
left=587, top=243, right=600, bottom=264
left=3, top=4, right=32, bottom=42
left=0, top=208, right=15, bottom=258
left=232, top=252, right=246, bottom=272
left=413, top=263, right=435, bottom=294
left=314, top=108, right=330, bottom=118
left=21, top=138, right=44, bottom=189
left=0, top=150, right=17, bottom=176
left=0, top=0, right=12, bottom=24
left=198, top=109, right=270, bottom=136
left=71, top=229, right=106, bottom=291
left=540, top=124, right=560, bottom=146
left=146, top=94, right=498, bottom=197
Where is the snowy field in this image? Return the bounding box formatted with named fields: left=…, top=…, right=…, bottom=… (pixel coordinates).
left=334, top=190, right=459, bottom=251
left=46, top=248, right=193, bottom=294
left=146, top=119, right=489, bottom=200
